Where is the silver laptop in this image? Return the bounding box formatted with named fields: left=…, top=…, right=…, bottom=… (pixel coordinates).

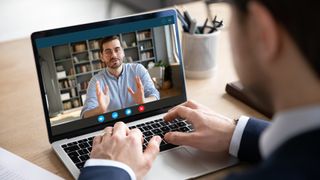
left=31, top=9, right=238, bottom=179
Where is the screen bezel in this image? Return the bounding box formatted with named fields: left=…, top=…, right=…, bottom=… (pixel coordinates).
left=31, top=9, right=187, bottom=143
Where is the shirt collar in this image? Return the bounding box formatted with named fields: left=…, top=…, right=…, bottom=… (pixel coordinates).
left=105, top=64, right=125, bottom=79
left=259, top=105, right=320, bottom=158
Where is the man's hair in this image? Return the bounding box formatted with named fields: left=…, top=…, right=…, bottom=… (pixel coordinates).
left=99, top=35, right=120, bottom=53
left=229, top=0, right=320, bottom=77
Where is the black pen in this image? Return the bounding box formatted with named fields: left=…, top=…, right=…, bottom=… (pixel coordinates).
left=200, top=18, right=208, bottom=34
left=176, top=9, right=189, bottom=32
left=183, top=10, right=192, bottom=27
left=212, top=15, right=217, bottom=29
left=217, top=20, right=223, bottom=28
left=203, top=25, right=214, bottom=34
left=208, top=20, right=223, bottom=33
left=208, top=27, right=216, bottom=34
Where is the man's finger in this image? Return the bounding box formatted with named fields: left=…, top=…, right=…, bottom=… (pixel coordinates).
left=136, top=76, right=142, bottom=89
left=93, top=135, right=102, bottom=146
left=104, top=84, right=109, bottom=95
left=96, top=81, right=101, bottom=96
left=164, top=132, right=195, bottom=146
left=127, top=87, right=135, bottom=95
left=128, top=128, right=143, bottom=146
left=180, top=100, right=199, bottom=109
left=112, top=122, right=129, bottom=138
left=167, top=102, right=193, bottom=113
left=168, top=100, right=199, bottom=113
left=164, top=106, right=196, bottom=123
left=143, top=136, right=161, bottom=165
left=103, top=126, right=113, bottom=137
left=138, top=77, right=144, bottom=90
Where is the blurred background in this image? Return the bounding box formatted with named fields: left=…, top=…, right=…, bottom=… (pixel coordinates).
left=0, top=0, right=222, bottom=42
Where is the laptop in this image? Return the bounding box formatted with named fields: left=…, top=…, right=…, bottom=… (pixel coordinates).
left=31, top=9, right=238, bottom=179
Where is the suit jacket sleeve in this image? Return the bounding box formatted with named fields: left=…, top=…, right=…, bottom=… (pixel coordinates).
left=78, top=166, right=132, bottom=180
left=237, top=118, right=270, bottom=162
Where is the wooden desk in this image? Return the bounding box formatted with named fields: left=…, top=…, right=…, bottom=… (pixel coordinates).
left=0, top=2, right=267, bottom=179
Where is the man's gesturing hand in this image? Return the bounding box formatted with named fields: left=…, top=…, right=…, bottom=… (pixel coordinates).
left=90, top=122, right=161, bottom=180
left=164, top=100, right=236, bottom=153
left=128, top=76, right=145, bottom=104
left=96, top=81, right=110, bottom=114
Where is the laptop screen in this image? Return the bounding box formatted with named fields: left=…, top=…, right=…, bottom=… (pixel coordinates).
left=31, top=9, right=186, bottom=141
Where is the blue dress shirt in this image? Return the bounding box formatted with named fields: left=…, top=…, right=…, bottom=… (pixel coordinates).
left=81, top=63, right=159, bottom=117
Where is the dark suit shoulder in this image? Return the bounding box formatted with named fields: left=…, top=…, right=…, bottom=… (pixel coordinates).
left=78, top=166, right=132, bottom=180
left=227, top=129, right=320, bottom=180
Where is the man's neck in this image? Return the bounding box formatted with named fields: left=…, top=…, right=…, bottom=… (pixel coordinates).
left=107, top=65, right=123, bottom=78
left=273, top=81, right=320, bottom=112
left=270, top=58, right=320, bottom=112
left=265, top=33, right=320, bottom=113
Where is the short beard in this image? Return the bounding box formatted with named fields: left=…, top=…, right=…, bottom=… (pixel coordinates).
left=108, top=58, right=123, bottom=69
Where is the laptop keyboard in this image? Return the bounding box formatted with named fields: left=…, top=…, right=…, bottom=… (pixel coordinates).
left=61, top=118, right=193, bottom=169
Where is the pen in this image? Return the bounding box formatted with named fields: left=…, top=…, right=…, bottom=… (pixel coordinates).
left=217, top=20, right=223, bottom=28
left=203, top=25, right=214, bottom=34
left=200, top=18, right=208, bottom=34
left=183, top=10, right=192, bottom=27
left=212, top=15, right=217, bottom=29
left=208, top=27, right=216, bottom=34
left=176, top=9, right=189, bottom=32
left=208, top=20, right=223, bottom=33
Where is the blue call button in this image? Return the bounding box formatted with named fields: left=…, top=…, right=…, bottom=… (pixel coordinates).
left=97, top=115, right=105, bottom=123
left=111, top=112, right=119, bottom=119
left=125, top=108, right=132, bottom=116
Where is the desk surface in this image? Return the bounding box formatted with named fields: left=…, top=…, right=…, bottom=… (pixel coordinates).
left=0, top=2, right=266, bottom=179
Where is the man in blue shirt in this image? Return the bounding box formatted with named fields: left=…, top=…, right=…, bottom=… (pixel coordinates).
left=81, top=36, right=159, bottom=118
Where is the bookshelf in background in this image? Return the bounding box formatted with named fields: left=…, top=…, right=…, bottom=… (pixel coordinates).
left=121, top=29, right=156, bottom=67
left=52, top=40, right=105, bottom=111
left=50, top=28, right=157, bottom=112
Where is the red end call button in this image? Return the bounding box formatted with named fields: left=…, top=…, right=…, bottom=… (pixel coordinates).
left=138, top=105, right=145, bottom=112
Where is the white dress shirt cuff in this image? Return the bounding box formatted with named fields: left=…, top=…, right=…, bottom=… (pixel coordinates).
left=229, top=116, right=250, bottom=157
left=84, top=159, right=136, bottom=180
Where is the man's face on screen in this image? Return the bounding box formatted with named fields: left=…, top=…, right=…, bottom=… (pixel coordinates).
left=100, top=39, right=125, bottom=69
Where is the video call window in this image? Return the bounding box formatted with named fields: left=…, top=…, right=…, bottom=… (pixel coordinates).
left=37, top=24, right=183, bottom=127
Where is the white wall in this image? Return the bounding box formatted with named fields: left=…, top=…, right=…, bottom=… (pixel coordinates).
left=0, top=0, right=134, bottom=42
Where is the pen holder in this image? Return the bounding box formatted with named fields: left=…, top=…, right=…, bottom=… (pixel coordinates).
left=182, top=31, right=220, bottom=79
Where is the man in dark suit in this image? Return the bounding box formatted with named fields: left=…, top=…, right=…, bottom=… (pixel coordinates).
left=79, top=0, right=320, bottom=179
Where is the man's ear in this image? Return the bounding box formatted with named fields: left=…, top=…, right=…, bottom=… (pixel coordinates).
left=247, top=1, right=280, bottom=64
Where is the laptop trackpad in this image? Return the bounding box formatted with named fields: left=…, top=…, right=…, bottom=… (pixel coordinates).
left=145, top=147, right=208, bottom=180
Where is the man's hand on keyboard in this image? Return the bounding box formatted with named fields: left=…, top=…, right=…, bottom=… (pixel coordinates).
left=163, top=100, right=236, bottom=153
left=90, top=122, right=162, bottom=180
